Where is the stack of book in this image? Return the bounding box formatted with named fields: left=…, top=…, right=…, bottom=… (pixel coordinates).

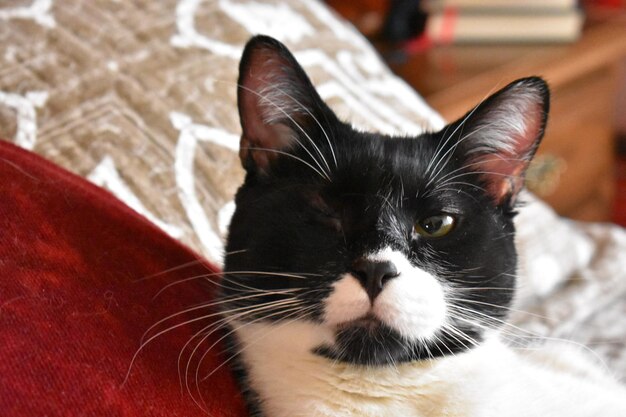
left=425, top=0, right=584, bottom=44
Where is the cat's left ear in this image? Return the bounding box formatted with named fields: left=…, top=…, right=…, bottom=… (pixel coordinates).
left=446, top=77, right=549, bottom=208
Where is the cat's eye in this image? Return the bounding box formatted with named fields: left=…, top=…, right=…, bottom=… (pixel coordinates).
left=414, top=214, right=456, bottom=238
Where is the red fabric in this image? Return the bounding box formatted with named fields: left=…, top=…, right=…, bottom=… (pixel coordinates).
left=0, top=141, right=248, bottom=417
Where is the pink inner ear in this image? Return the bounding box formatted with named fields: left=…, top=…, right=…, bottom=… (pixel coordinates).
left=476, top=153, right=529, bottom=204
left=238, top=46, right=303, bottom=172
left=239, top=48, right=292, bottom=142
left=473, top=102, right=544, bottom=204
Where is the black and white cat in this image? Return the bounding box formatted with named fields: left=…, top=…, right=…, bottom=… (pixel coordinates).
left=219, top=35, right=626, bottom=417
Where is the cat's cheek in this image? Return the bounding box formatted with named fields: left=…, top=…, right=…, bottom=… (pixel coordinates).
left=373, top=272, right=447, bottom=341
left=322, top=274, right=370, bottom=326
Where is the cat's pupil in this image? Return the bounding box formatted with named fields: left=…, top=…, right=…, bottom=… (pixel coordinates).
left=424, top=217, right=443, bottom=233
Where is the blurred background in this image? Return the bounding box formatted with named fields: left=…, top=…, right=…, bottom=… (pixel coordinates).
left=327, top=0, right=626, bottom=225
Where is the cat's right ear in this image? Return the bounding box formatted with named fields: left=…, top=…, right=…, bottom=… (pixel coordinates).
left=237, top=35, right=332, bottom=174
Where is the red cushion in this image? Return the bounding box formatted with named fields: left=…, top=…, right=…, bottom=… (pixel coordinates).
left=0, top=141, right=248, bottom=417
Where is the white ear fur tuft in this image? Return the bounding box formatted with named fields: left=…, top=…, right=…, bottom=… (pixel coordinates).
left=465, top=80, right=547, bottom=156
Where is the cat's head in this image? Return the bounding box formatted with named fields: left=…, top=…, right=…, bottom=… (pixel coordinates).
left=222, top=35, right=549, bottom=365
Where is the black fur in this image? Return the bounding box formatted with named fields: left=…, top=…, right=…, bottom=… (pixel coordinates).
left=219, top=35, right=549, bottom=411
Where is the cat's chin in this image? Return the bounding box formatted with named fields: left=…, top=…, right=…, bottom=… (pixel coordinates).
left=313, top=316, right=418, bottom=366
left=336, top=314, right=382, bottom=333
left=314, top=315, right=479, bottom=365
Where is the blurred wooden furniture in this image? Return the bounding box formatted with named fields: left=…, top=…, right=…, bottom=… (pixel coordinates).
left=386, top=21, right=626, bottom=222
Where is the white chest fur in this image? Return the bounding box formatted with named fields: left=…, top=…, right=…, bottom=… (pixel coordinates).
left=235, top=322, right=626, bottom=417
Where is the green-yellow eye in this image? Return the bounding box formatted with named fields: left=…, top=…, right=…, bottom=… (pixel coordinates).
left=414, top=214, right=456, bottom=238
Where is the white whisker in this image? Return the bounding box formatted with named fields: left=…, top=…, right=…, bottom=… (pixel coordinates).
left=268, top=85, right=337, bottom=170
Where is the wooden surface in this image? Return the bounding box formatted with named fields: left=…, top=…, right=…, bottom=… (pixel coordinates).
left=389, top=22, right=626, bottom=121
left=385, top=21, right=626, bottom=221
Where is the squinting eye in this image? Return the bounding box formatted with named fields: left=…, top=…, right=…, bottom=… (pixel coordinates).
left=414, top=214, right=456, bottom=238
